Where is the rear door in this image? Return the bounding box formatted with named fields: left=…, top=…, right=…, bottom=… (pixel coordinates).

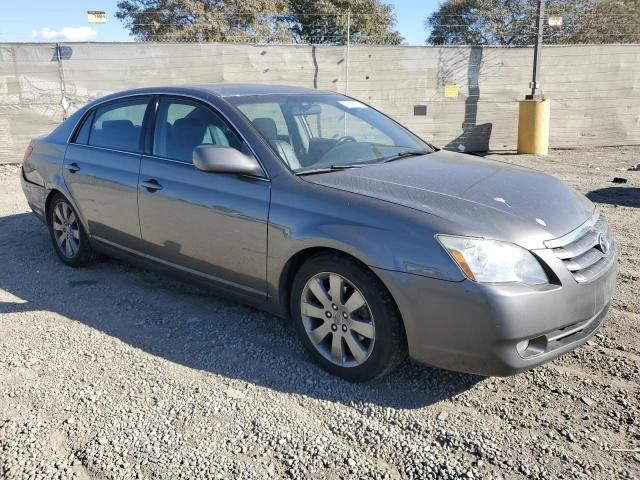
left=137, top=95, right=270, bottom=296
left=64, top=96, right=152, bottom=250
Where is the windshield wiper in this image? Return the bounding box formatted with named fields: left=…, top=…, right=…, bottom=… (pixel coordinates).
left=295, top=164, right=367, bottom=176
left=295, top=149, right=431, bottom=175
left=379, top=149, right=432, bottom=163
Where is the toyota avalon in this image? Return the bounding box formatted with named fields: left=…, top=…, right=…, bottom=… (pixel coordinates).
left=20, top=85, right=616, bottom=381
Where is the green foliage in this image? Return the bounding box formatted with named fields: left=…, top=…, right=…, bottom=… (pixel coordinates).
left=115, top=0, right=291, bottom=43
left=425, top=0, right=640, bottom=45
left=287, top=0, right=402, bottom=44
left=116, top=0, right=403, bottom=44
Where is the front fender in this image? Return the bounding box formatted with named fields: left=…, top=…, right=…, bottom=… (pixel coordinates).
left=266, top=175, right=465, bottom=313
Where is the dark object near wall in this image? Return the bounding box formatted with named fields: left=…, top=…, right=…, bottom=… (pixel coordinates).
left=413, top=105, right=427, bottom=116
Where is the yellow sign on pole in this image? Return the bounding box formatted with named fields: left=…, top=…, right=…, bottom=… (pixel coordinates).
left=87, top=11, right=107, bottom=24
left=547, top=16, right=563, bottom=27
left=444, top=84, right=459, bottom=98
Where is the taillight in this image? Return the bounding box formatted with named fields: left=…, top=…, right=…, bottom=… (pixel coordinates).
left=23, top=145, right=33, bottom=163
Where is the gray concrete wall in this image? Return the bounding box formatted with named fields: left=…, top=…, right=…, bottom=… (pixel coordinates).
left=1, top=42, right=639, bottom=163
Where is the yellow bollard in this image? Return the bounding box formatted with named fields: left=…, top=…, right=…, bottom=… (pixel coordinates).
left=517, top=99, right=550, bottom=155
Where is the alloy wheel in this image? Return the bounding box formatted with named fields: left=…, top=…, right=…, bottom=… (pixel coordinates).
left=52, top=202, right=80, bottom=258
left=300, top=272, right=375, bottom=367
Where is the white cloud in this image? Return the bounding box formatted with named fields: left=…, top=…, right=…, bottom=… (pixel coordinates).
left=32, top=28, right=60, bottom=40
left=32, top=26, right=97, bottom=42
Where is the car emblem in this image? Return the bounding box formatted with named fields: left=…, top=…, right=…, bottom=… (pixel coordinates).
left=598, top=232, right=609, bottom=254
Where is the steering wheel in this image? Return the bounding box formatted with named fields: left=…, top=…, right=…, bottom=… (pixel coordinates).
left=316, top=135, right=359, bottom=166
left=334, top=135, right=356, bottom=147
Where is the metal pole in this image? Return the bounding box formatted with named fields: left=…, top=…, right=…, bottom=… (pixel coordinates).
left=345, top=10, right=350, bottom=95
left=344, top=10, right=350, bottom=136
left=528, top=0, right=545, bottom=99
left=55, top=43, right=69, bottom=120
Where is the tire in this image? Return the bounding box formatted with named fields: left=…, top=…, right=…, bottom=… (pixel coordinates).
left=290, top=252, right=406, bottom=382
left=47, top=194, right=92, bottom=267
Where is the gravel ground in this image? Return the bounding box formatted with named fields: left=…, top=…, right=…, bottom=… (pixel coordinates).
left=0, top=147, right=639, bottom=480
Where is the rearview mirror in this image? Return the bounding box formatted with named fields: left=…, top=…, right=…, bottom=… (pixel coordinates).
left=289, top=103, right=321, bottom=116
left=193, top=145, right=263, bottom=177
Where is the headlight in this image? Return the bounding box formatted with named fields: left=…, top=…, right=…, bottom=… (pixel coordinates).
left=436, top=235, right=548, bottom=284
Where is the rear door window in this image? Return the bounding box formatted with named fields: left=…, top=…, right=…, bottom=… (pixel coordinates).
left=88, top=98, right=150, bottom=153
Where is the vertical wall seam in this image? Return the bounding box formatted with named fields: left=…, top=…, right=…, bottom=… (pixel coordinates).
left=55, top=43, right=68, bottom=120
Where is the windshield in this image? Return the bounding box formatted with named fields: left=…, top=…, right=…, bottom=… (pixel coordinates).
left=228, top=94, right=432, bottom=173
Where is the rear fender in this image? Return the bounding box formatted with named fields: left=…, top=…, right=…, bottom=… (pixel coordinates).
left=43, top=180, right=91, bottom=236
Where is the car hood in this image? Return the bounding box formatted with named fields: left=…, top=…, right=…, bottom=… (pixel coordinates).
left=302, top=150, right=594, bottom=249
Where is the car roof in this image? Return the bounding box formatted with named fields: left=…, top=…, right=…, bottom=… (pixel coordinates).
left=94, top=84, right=335, bottom=101
left=193, top=83, right=334, bottom=97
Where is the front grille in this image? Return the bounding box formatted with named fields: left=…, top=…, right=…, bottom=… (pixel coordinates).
left=545, top=211, right=615, bottom=283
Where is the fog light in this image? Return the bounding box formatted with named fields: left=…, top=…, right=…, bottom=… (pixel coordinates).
left=516, top=340, right=530, bottom=356
left=516, top=336, right=548, bottom=358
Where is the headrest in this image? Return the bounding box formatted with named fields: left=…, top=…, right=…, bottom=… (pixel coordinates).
left=252, top=117, right=278, bottom=142
left=173, top=118, right=207, bottom=142
left=102, top=120, right=135, bottom=132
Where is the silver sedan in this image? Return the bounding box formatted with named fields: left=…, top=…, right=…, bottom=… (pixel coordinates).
left=21, top=84, right=616, bottom=381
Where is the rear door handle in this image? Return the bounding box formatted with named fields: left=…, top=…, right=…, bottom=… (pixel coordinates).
left=140, top=179, right=163, bottom=192
left=65, top=163, right=80, bottom=173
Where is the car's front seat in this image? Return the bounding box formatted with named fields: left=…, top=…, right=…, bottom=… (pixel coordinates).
left=252, top=118, right=301, bottom=170
left=171, top=118, right=207, bottom=163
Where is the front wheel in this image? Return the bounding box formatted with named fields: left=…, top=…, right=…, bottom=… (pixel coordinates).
left=290, top=253, right=406, bottom=382
left=47, top=194, right=93, bottom=267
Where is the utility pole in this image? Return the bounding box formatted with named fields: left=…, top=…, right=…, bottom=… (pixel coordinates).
left=344, top=10, right=351, bottom=136
left=527, top=0, right=545, bottom=99
left=344, top=10, right=351, bottom=96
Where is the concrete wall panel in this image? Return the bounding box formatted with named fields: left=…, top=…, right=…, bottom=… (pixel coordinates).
left=0, top=42, right=638, bottom=163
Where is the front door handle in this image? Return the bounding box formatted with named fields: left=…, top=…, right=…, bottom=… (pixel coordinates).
left=140, top=179, right=163, bottom=192
left=65, top=163, right=80, bottom=173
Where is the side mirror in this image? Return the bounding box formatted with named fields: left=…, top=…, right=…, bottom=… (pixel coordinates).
left=193, top=145, right=263, bottom=177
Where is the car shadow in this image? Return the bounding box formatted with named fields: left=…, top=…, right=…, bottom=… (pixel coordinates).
left=587, top=187, right=640, bottom=208
left=0, top=212, right=481, bottom=410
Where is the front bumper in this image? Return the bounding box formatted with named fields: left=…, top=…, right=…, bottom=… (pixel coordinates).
left=373, top=244, right=617, bottom=376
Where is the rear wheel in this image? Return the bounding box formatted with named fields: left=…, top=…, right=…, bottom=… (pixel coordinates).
left=291, top=253, right=406, bottom=382
left=47, top=194, right=92, bottom=267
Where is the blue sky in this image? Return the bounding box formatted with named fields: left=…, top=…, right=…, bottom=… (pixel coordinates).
left=0, top=0, right=440, bottom=45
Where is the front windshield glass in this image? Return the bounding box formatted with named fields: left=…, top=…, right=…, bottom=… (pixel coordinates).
left=228, top=94, right=432, bottom=173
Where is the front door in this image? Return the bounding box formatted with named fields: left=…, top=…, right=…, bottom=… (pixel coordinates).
left=137, top=96, right=270, bottom=295
left=63, top=96, right=152, bottom=250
